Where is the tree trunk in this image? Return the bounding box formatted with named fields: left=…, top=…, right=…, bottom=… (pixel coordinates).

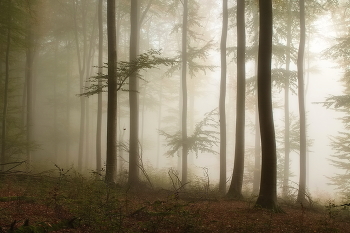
left=25, top=18, right=34, bottom=171
left=252, top=98, right=261, bottom=195
left=128, top=0, right=140, bottom=186
left=53, top=42, right=58, bottom=164
left=252, top=4, right=260, bottom=196
left=181, top=0, right=188, bottom=186
left=96, top=0, right=103, bottom=176
left=227, top=0, right=246, bottom=199
left=297, top=0, right=307, bottom=204
left=283, top=0, right=292, bottom=198
left=219, top=0, right=228, bottom=195
left=255, top=0, right=280, bottom=211
left=1, top=0, right=11, bottom=170
left=73, top=0, right=86, bottom=172
left=105, top=0, right=118, bottom=184
left=65, top=41, right=72, bottom=167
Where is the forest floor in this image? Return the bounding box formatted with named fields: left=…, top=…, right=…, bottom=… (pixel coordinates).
left=0, top=173, right=350, bottom=233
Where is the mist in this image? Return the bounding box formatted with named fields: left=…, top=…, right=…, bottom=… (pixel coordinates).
left=1, top=0, right=349, bottom=205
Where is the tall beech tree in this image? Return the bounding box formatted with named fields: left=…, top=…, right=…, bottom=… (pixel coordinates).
left=227, top=0, right=246, bottom=199
left=105, top=0, right=117, bottom=184
left=181, top=0, right=189, bottom=185
left=24, top=0, right=37, bottom=171
left=255, top=0, right=280, bottom=210
left=219, top=0, right=228, bottom=194
left=1, top=0, right=12, bottom=170
left=297, top=0, right=307, bottom=204
left=283, top=0, right=293, bottom=198
left=128, top=0, right=140, bottom=186
left=96, top=0, right=103, bottom=176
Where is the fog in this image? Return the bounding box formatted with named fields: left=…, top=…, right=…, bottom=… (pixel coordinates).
left=1, top=0, right=349, bottom=202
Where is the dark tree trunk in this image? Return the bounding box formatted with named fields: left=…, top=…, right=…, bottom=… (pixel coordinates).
left=128, top=0, right=140, bottom=186
left=297, top=0, right=307, bottom=204
left=96, top=0, right=103, bottom=176
left=105, top=0, right=118, bottom=184
left=219, top=0, right=228, bottom=195
left=227, top=0, right=246, bottom=199
left=1, top=0, right=11, bottom=170
left=255, top=0, right=280, bottom=211
left=181, top=0, right=188, bottom=186
left=283, top=0, right=292, bottom=198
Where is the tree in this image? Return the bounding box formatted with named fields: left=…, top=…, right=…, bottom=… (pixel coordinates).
left=24, top=0, right=39, bottom=171
left=181, top=0, right=189, bottom=185
left=105, top=0, right=118, bottom=184
left=72, top=0, right=98, bottom=172
left=322, top=1, right=350, bottom=199
left=128, top=0, right=141, bottom=187
left=255, top=0, right=280, bottom=211
left=95, top=0, right=103, bottom=176
left=296, top=0, right=307, bottom=204
left=1, top=0, right=12, bottom=170
left=282, top=0, right=293, bottom=198
left=227, top=0, right=246, bottom=199
left=219, top=0, right=228, bottom=195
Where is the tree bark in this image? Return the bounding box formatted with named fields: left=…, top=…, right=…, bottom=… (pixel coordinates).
left=252, top=4, right=260, bottom=196
left=96, top=0, right=103, bottom=176
left=181, top=0, right=188, bottom=186
left=252, top=97, right=261, bottom=195
left=105, top=0, right=118, bottom=184
left=219, top=0, right=228, bottom=195
left=25, top=13, right=34, bottom=171
left=73, top=0, right=86, bottom=172
left=255, top=0, right=280, bottom=211
left=283, top=0, right=292, bottom=198
left=1, top=0, right=11, bottom=171
left=297, top=0, right=307, bottom=204
left=227, top=0, right=246, bottom=199
left=128, top=0, right=140, bottom=186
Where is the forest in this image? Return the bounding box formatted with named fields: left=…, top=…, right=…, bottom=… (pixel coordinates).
left=1, top=0, right=350, bottom=232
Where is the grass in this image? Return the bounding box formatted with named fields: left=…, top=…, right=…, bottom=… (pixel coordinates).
left=0, top=169, right=350, bottom=232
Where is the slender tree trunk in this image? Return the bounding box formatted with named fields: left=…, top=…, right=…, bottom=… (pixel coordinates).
left=96, top=0, right=103, bottom=176
left=227, top=0, right=246, bottom=199
left=53, top=42, right=58, bottom=164
left=105, top=0, right=118, bottom=184
left=252, top=4, right=260, bottom=196
left=181, top=0, right=188, bottom=186
left=156, top=82, right=163, bottom=169
left=25, top=21, right=34, bottom=171
left=66, top=42, right=72, bottom=167
left=128, top=0, right=140, bottom=186
left=283, top=0, right=292, bottom=198
left=73, top=0, right=86, bottom=172
left=1, top=0, right=11, bottom=170
left=297, top=0, right=307, bottom=204
left=219, top=0, right=228, bottom=195
left=140, top=84, right=147, bottom=146
left=85, top=12, right=98, bottom=169
left=252, top=97, right=261, bottom=195
left=255, top=0, right=280, bottom=211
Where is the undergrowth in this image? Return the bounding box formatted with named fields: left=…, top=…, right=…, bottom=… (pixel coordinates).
left=0, top=166, right=350, bottom=232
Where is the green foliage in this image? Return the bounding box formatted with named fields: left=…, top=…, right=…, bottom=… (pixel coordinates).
left=81, top=49, right=178, bottom=97
left=159, top=108, right=219, bottom=157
